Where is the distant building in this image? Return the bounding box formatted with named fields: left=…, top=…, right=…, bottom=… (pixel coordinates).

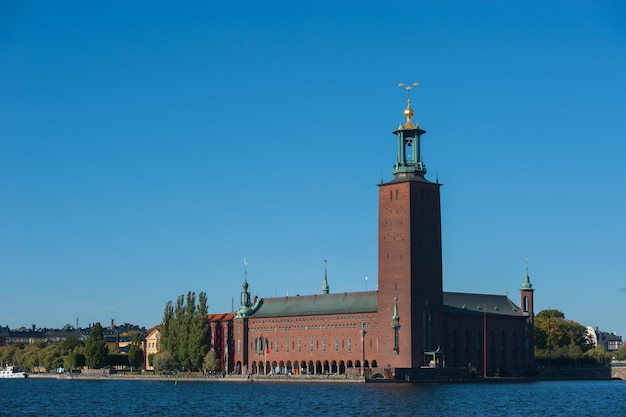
left=586, top=326, right=623, bottom=351
left=0, top=325, right=10, bottom=346
left=145, top=327, right=160, bottom=370
left=207, top=94, right=535, bottom=379
left=6, top=325, right=46, bottom=345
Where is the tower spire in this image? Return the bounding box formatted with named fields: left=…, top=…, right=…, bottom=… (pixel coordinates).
left=322, top=259, right=330, bottom=294
left=235, top=258, right=253, bottom=318
left=392, top=82, right=427, bottom=178
left=520, top=257, right=535, bottom=322
left=521, top=256, right=533, bottom=290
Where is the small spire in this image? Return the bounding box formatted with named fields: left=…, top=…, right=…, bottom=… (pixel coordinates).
left=521, top=257, right=533, bottom=290
left=391, top=297, right=401, bottom=329
left=243, top=257, right=249, bottom=291
left=322, top=259, right=330, bottom=294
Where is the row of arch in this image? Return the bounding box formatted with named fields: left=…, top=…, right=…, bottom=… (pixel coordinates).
left=236, top=359, right=379, bottom=375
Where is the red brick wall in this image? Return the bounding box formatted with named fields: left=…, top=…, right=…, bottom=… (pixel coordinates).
left=377, top=179, right=443, bottom=368
left=243, top=312, right=381, bottom=374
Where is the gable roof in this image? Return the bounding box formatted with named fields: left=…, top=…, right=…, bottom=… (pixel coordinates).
left=443, top=292, right=524, bottom=317
left=251, top=291, right=378, bottom=318
left=207, top=312, right=235, bottom=322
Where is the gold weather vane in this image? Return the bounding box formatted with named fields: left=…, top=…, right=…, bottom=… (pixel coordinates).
left=397, top=82, right=419, bottom=129
left=398, top=82, right=419, bottom=99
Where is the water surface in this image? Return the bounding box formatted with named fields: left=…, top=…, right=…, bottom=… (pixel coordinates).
left=1, top=378, right=625, bottom=416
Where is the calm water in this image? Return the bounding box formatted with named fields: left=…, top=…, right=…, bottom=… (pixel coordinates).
left=1, top=378, right=625, bottom=416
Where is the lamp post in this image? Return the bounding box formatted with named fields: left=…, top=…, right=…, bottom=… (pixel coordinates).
left=483, top=303, right=487, bottom=378
left=262, top=335, right=268, bottom=375
left=359, top=322, right=367, bottom=378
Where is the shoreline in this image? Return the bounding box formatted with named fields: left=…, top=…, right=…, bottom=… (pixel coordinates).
left=26, top=372, right=366, bottom=383
left=25, top=370, right=625, bottom=383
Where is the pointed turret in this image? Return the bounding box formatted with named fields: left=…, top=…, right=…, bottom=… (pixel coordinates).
left=520, top=258, right=535, bottom=322
left=236, top=258, right=252, bottom=318
left=391, top=296, right=401, bottom=352
left=322, top=259, right=330, bottom=294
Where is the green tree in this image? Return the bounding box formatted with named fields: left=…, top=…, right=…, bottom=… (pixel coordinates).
left=0, top=345, right=17, bottom=367
left=40, top=344, right=64, bottom=371
left=66, top=352, right=86, bottom=369
left=584, top=345, right=610, bottom=365
left=60, top=337, right=83, bottom=352
left=84, top=323, right=108, bottom=369
left=152, top=351, right=174, bottom=373
left=534, top=309, right=593, bottom=366
left=21, top=344, right=42, bottom=372
left=106, top=353, right=129, bottom=367
left=177, top=292, right=194, bottom=369
left=189, top=292, right=210, bottom=370
left=127, top=332, right=144, bottom=370
left=160, top=291, right=210, bottom=371
left=614, top=345, right=626, bottom=361
left=160, top=300, right=178, bottom=366
left=203, top=349, right=219, bottom=373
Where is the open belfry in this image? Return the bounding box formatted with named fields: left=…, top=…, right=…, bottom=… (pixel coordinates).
left=207, top=85, right=535, bottom=380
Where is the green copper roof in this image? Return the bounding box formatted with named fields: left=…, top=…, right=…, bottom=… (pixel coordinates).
left=520, top=270, right=533, bottom=290
left=251, top=291, right=378, bottom=318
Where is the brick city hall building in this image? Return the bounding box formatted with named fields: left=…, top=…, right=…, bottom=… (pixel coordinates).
left=208, top=92, right=535, bottom=380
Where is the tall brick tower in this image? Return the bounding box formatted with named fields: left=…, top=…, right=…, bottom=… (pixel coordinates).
left=377, top=83, right=444, bottom=369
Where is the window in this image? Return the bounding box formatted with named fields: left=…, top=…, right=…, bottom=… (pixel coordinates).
left=322, top=337, right=326, bottom=352
left=275, top=339, right=279, bottom=353
left=348, top=336, right=352, bottom=353
left=286, top=337, right=289, bottom=353
left=237, top=339, right=241, bottom=353
left=335, top=336, right=339, bottom=352
left=310, top=337, right=314, bottom=352
left=298, top=338, right=302, bottom=353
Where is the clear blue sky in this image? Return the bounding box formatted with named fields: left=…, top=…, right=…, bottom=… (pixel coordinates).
left=1, top=1, right=624, bottom=337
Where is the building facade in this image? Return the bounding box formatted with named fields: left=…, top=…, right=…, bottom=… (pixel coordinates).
left=209, top=93, right=535, bottom=379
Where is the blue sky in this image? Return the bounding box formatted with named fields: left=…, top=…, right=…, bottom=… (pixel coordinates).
left=1, top=1, right=624, bottom=337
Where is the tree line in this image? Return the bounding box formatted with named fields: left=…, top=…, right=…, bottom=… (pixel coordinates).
left=534, top=309, right=626, bottom=366
left=0, top=322, right=145, bottom=372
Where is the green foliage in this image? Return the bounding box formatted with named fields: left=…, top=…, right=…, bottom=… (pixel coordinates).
left=203, top=349, right=220, bottom=372
left=84, top=322, right=108, bottom=369
left=614, top=345, right=626, bottom=361
left=60, top=337, right=83, bottom=352
left=152, top=351, right=174, bottom=373
left=40, top=344, right=64, bottom=371
left=127, top=332, right=144, bottom=369
left=0, top=345, right=17, bottom=367
left=67, top=352, right=85, bottom=369
left=106, top=353, right=129, bottom=367
left=534, top=309, right=594, bottom=367
left=159, top=291, right=210, bottom=371
left=584, top=345, right=610, bottom=365
left=189, top=292, right=210, bottom=370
